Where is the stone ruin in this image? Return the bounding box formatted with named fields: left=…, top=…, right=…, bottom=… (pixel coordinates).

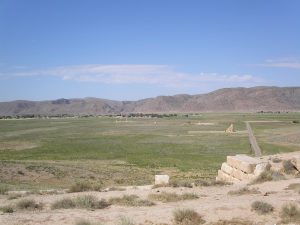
left=216, top=152, right=300, bottom=183
left=155, top=175, right=170, bottom=185
left=216, top=155, right=265, bottom=182
left=225, top=124, right=235, bottom=133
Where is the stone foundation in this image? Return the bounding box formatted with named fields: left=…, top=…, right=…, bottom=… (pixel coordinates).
left=216, top=152, right=300, bottom=183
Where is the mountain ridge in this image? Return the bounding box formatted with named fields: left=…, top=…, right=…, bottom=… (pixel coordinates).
left=1, top=86, right=300, bottom=115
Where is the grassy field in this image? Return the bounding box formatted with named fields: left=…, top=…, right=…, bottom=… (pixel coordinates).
left=0, top=113, right=299, bottom=190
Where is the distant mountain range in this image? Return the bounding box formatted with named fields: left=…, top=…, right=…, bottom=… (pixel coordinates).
left=1, top=86, right=300, bottom=116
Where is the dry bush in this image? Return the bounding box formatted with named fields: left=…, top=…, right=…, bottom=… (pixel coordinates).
left=51, top=198, right=76, bottom=209
left=251, top=170, right=285, bottom=184
left=75, top=195, right=110, bottom=209
left=228, top=187, right=260, bottom=195
left=16, top=199, right=43, bottom=210
left=272, top=158, right=282, bottom=163
left=75, top=219, right=93, bottom=225
left=149, top=192, right=198, bottom=203
left=209, top=218, right=254, bottom=225
left=0, top=185, right=9, bottom=195
left=173, top=209, right=205, bottom=225
left=0, top=205, right=14, bottom=213
left=52, top=195, right=110, bottom=210
left=8, top=193, right=23, bottom=200
left=69, top=181, right=102, bottom=193
left=251, top=201, right=274, bottom=214
left=280, top=203, right=300, bottom=224
left=109, top=195, right=155, bottom=207
left=118, top=217, right=135, bottom=225
left=194, top=179, right=230, bottom=187
left=107, top=187, right=126, bottom=191
left=169, top=180, right=193, bottom=188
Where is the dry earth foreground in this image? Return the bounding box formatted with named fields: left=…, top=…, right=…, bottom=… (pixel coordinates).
left=1, top=151, right=300, bottom=225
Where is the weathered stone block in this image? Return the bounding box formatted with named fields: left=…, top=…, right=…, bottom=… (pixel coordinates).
left=227, top=155, right=260, bottom=174
left=216, top=170, right=240, bottom=183
left=155, top=175, right=169, bottom=185
left=254, top=163, right=269, bottom=176
left=221, top=162, right=234, bottom=175
left=231, top=167, right=249, bottom=180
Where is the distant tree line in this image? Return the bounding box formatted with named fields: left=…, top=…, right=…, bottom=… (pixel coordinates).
left=256, top=111, right=290, bottom=114
left=0, top=113, right=184, bottom=119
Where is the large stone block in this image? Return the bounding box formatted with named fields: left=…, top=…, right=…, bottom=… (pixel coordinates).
left=254, top=163, right=269, bottom=176
left=221, top=162, right=234, bottom=175
left=227, top=155, right=260, bottom=174
left=231, top=167, right=249, bottom=180
left=216, top=170, right=240, bottom=183
left=155, top=175, right=169, bottom=185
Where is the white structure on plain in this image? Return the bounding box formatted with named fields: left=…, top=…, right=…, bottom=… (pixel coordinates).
left=155, top=175, right=170, bottom=185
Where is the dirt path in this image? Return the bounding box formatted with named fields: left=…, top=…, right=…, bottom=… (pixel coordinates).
left=245, top=121, right=262, bottom=157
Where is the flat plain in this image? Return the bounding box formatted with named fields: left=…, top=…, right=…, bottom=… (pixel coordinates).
left=0, top=113, right=299, bottom=190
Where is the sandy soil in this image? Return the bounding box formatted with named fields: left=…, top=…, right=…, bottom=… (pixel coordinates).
left=1, top=178, right=300, bottom=225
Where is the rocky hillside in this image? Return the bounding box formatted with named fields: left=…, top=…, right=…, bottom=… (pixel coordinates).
left=1, top=86, right=300, bottom=115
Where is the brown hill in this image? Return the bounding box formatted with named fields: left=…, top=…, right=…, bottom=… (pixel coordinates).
left=0, top=86, right=300, bottom=116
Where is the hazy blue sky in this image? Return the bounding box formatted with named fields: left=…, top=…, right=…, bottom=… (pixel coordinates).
left=0, top=0, right=299, bottom=101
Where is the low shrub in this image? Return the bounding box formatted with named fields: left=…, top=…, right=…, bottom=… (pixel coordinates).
left=228, top=187, right=260, bottom=195
left=251, top=170, right=284, bottom=184
left=209, top=218, right=254, bottom=225
left=0, top=205, right=14, bottom=213
left=280, top=203, right=300, bottom=224
left=109, top=195, right=155, bottom=207
left=75, top=195, right=110, bottom=209
left=107, top=187, right=126, bottom=191
left=51, top=198, right=76, bottom=209
left=69, top=181, right=102, bottom=193
left=251, top=201, right=274, bottom=214
left=0, top=185, right=9, bottom=195
left=194, top=179, right=230, bottom=187
left=169, top=180, right=193, bottom=188
left=173, top=209, right=205, bottom=225
left=272, top=158, right=282, bottom=163
left=52, top=195, right=110, bottom=210
left=118, top=217, right=135, bottom=225
left=8, top=193, right=22, bottom=200
left=16, top=199, right=43, bottom=210
left=149, top=192, right=198, bottom=203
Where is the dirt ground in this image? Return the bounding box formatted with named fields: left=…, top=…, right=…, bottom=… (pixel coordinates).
left=1, top=177, right=300, bottom=225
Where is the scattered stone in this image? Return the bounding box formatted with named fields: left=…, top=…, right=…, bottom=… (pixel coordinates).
left=155, top=175, right=170, bottom=185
